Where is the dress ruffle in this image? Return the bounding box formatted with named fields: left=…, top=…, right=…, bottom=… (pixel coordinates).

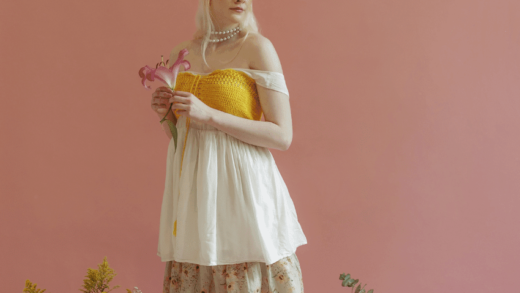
left=163, top=252, right=304, bottom=293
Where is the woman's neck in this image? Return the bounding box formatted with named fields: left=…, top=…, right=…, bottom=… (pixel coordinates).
left=212, top=22, right=241, bottom=33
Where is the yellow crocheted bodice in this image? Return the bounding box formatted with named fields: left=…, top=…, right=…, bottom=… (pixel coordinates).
left=170, top=69, right=263, bottom=237
left=172, top=68, right=262, bottom=121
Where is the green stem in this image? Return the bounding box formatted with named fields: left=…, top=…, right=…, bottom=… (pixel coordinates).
left=159, top=103, right=173, bottom=124
left=159, top=102, right=178, bottom=149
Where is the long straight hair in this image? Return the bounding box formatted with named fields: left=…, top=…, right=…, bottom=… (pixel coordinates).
left=192, top=0, right=260, bottom=69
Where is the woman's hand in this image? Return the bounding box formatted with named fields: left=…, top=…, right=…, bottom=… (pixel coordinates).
left=151, top=86, right=175, bottom=120
left=170, top=91, right=215, bottom=124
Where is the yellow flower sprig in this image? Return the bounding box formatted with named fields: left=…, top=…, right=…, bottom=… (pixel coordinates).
left=23, top=279, right=48, bottom=293
left=24, top=257, right=140, bottom=293
left=79, top=256, right=120, bottom=293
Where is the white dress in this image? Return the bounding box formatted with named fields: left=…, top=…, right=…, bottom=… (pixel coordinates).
left=157, top=68, right=308, bottom=266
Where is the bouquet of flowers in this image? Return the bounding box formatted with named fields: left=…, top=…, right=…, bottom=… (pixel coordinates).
left=138, top=48, right=191, bottom=148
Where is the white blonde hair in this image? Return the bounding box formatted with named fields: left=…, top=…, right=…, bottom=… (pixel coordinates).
left=192, top=0, right=260, bottom=69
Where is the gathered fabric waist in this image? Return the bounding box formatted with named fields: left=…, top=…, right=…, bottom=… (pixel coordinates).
left=157, top=112, right=308, bottom=266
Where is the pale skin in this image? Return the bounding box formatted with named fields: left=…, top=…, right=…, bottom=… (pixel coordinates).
left=150, top=0, right=293, bottom=151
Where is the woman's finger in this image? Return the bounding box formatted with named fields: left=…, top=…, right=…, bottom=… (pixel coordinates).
left=153, top=91, right=172, bottom=98
left=172, top=102, right=188, bottom=110
left=169, top=95, right=189, bottom=103
left=171, top=90, right=190, bottom=97
left=156, top=86, right=173, bottom=93
left=152, top=97, right=170, bottom=106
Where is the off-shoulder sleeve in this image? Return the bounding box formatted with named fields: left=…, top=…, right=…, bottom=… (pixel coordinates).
left=234, top=69, right=290, bottom=98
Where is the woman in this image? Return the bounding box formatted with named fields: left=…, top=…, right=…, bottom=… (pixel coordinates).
left=150, top=0, right=308, bottom=292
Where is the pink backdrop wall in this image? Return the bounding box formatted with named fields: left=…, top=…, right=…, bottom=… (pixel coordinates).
left=1, top=0, right=519, bottom=292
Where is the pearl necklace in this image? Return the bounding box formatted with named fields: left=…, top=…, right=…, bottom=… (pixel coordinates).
left=209, top=26, right=242, bottom=43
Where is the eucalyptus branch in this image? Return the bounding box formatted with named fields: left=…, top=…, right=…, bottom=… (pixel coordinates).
left=339, top=273, right=374, bottom=293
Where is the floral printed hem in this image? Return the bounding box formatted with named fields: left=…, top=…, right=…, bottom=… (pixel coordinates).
left=163, top=252, right=304, bottom=293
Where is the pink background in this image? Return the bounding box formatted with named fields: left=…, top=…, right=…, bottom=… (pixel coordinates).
left=1, top=0, right=519, bottom=292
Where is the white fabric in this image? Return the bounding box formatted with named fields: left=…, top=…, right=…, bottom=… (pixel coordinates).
left=157, top=69, right=307, bottom=266
left=183, top=68, right=290, bottom=98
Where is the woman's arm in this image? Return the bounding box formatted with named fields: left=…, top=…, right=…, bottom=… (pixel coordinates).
left=207, top=35, right=293, bottom=151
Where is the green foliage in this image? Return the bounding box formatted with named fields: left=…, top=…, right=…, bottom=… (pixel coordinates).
left=165, top=119, right=178, bottom=149
left=79, top=256, right=120, bottom=293
left=25, top=257, right=138, bottom=293
left=339, top=273, right=374, bottom=293
left=160, top=102, right=178, bottom=149
left=23, top=280, right=47, bottom=293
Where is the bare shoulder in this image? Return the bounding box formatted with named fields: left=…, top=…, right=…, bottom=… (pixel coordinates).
left=244, top=33, right=283, bottom=74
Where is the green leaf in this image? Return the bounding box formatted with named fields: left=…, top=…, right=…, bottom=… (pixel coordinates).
left=368, top=290, right=374, bottom=293
left=165, top=120, right=178, bottom=149
left=159, top=102, right=178, bottom=149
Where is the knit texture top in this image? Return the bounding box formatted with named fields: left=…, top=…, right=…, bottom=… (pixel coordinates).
left=173, top=68, right=263, bottom=121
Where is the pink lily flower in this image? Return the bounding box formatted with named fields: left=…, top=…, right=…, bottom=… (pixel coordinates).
left=138, top=48, right=191, bottom=90
left=138, top=48, right=191, bottom=149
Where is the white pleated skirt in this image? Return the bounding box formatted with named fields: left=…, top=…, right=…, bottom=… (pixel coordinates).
left=157, top=115, right=307, bottom=266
